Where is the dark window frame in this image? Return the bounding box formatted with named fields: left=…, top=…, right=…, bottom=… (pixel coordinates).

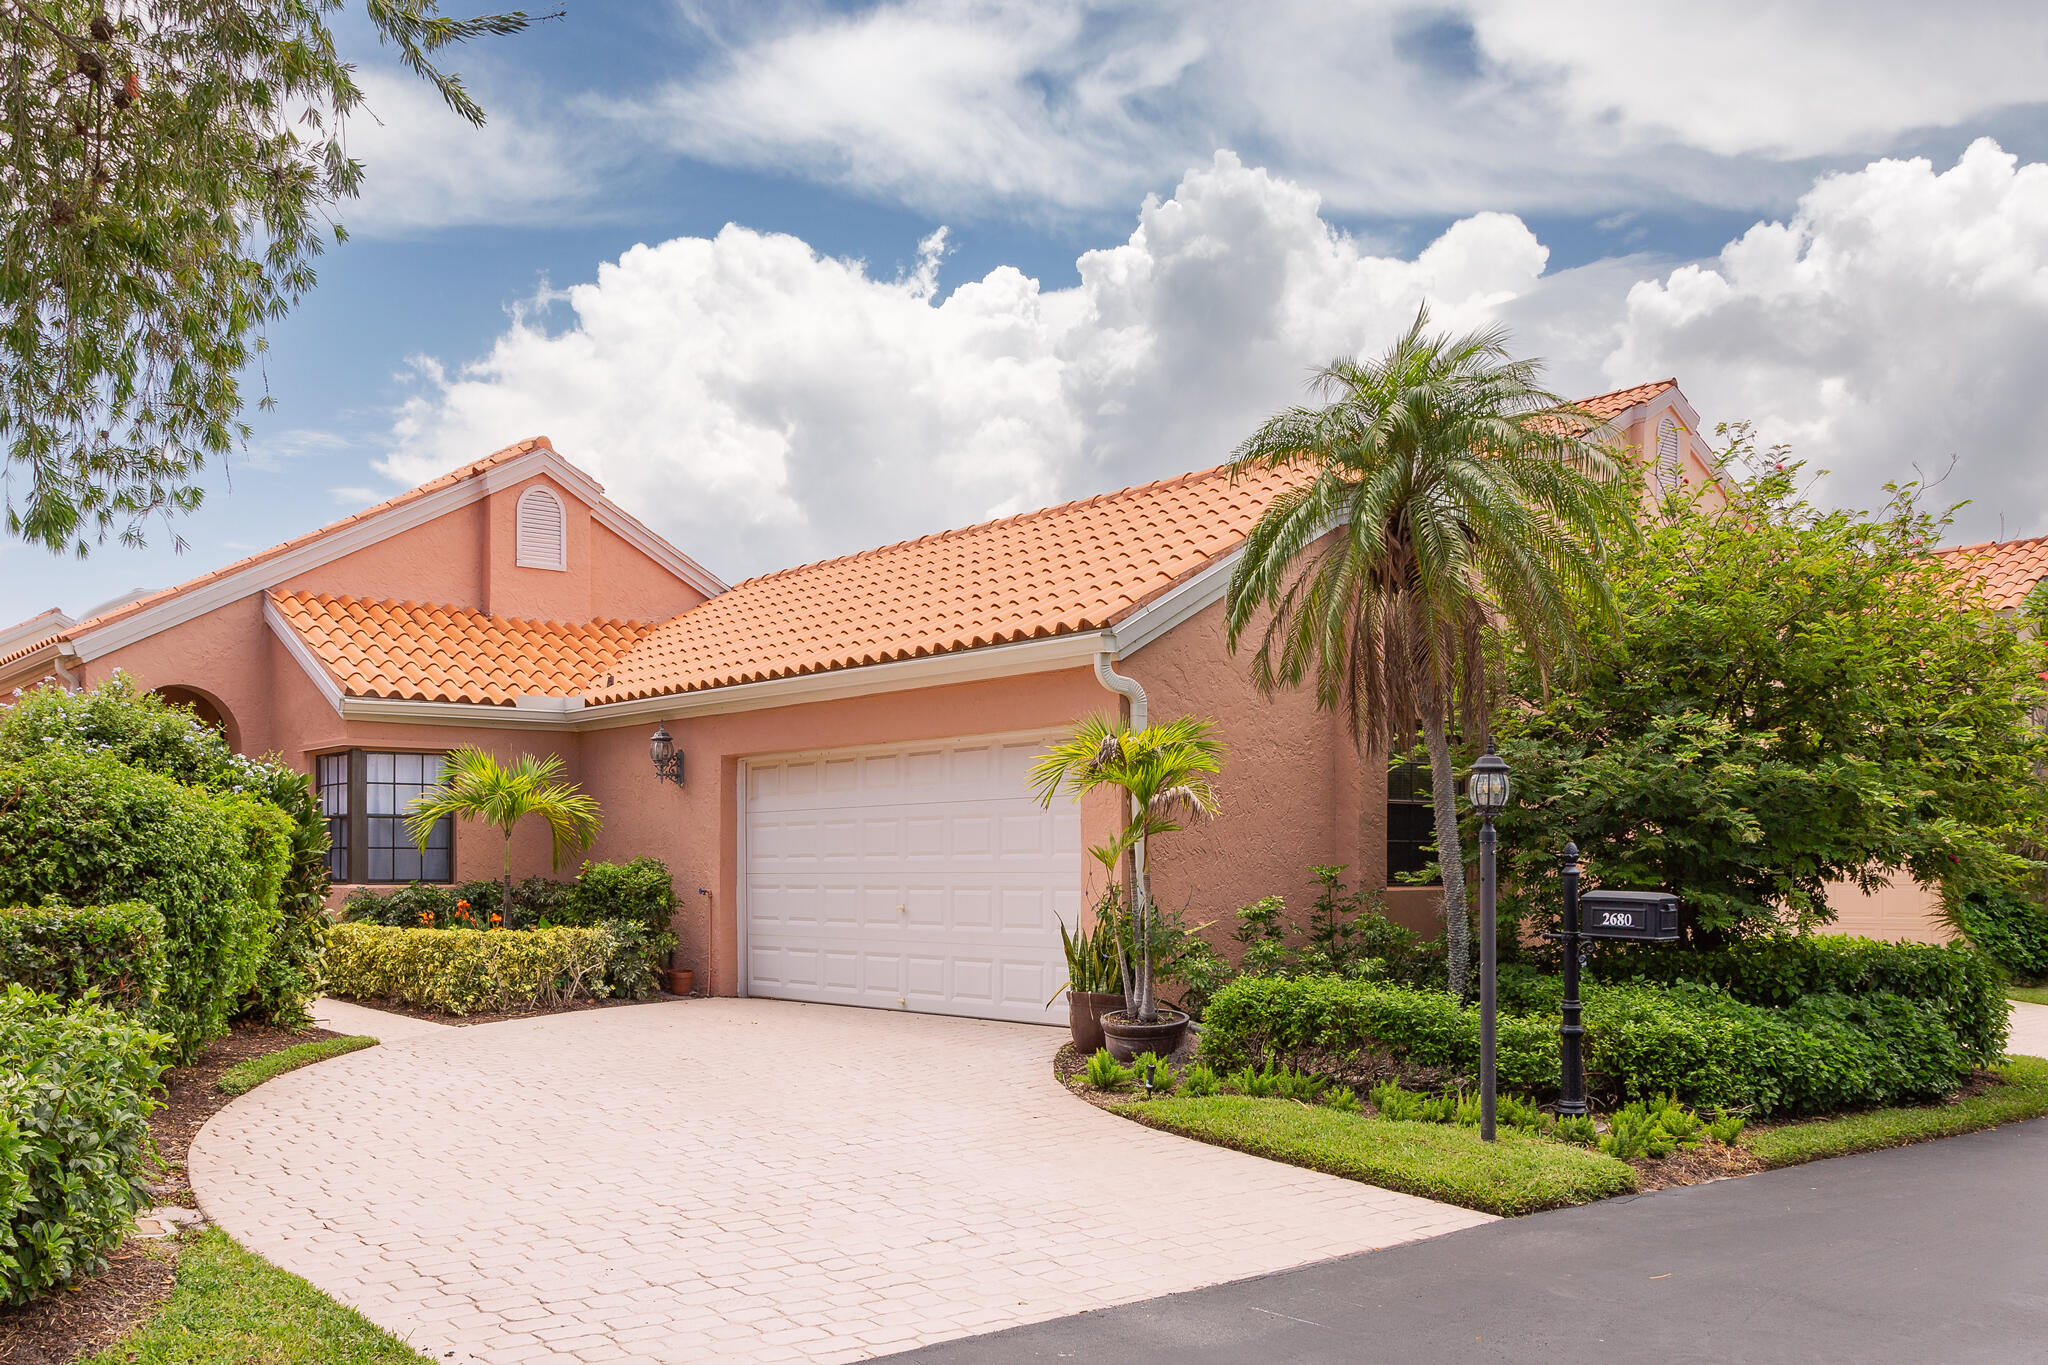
left=1387, top=739, right=1441, bottom=886
left=312, top=748, right=455, bottom=884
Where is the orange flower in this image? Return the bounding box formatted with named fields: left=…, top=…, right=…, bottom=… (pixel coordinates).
left=456, top=899, right=470, bottom=911
left=489, top=912, right=502, bottom=925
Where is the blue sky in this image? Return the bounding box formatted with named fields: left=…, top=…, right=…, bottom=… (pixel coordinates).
left=8, top=0, right=2048, bottom=625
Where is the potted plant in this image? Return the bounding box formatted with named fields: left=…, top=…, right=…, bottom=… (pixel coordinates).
left=1031, top=714, right=1222, bottom=1062
left=1054, top=894, right=1127, bottom=1053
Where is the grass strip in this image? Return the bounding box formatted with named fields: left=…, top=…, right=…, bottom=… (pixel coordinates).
left=1116, top=1095, right=1638, bottom=1216
left=217, top=1035, right=378, bottom=1097
left=81, top=1227, right=427, bottom=1364
left=1749, top=1055, right=2048, bottom=1168
left=2008, top=984, right=2048, bottom=1007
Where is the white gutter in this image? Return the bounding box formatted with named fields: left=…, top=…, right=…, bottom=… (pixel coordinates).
left=1092, top=650, right=1147, bottom=730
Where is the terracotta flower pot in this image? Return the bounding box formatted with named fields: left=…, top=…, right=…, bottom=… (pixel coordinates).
left=666, top=968, right=695, bottom=996
left=1067, top=990, right=1126, bottom=1055
left=1099, top=1008, right=1190, bottom=1063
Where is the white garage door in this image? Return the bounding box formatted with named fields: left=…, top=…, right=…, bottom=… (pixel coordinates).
left=743, top=733, right=1081, bottom=1025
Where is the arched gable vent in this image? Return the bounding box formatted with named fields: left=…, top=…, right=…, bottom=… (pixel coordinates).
left=515, top=485, right=568, bottom=571
left=1656, top=416, right=1684, bottom=494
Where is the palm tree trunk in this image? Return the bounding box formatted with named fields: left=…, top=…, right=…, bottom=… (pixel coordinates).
left=1420, top=711, right=1471, bottom=1000
left=502, top=830, right=515, bottom=931
left=1134, top=832, right=1155, bottom=1023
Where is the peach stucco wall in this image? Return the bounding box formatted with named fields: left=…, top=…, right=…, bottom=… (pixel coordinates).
left=1823, top=878, right=1951, bottom=944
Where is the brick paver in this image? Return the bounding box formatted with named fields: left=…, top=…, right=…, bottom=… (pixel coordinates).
left=190, top=1000, right=1491, bottom=1363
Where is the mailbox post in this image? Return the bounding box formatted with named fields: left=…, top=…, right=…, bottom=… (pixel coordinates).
left=1554, top=860, right=1680, bottom=1115
left=1557, top=844, right=1588, bottom=1119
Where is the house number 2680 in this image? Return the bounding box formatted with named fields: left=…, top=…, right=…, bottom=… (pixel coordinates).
left=1599, top=912, right=1634, bottom=927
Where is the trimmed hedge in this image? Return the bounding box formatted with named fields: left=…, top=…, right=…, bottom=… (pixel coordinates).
left=0, top=904, right=166, bottom=1009
left=0, top=985, right=171, bottom=1305
left=0, top=678, right=334, bottom=1028
left=1201, top=973, right=1986, bottom=1118
left=1592, top=934, right=2008, bottom=1066
left=0, top=752, right=289, bottom=1060
left=322, top=922, right=616, bottom=1015
left=1581, top=983, right=1971, bottom=1115
left=1199, top=976, right=1561, bottom=1094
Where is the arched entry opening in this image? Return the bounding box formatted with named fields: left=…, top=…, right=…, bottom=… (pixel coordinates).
left=152, top=685, right=240, bottom=753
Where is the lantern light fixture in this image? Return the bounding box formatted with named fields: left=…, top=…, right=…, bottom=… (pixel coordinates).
left=649, top=723, right=684, bottom=787
left=1467, top=744, right=1511, bottom=814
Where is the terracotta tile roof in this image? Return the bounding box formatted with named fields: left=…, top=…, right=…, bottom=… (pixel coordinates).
left=0, top=629, right=65, bottom=673
left=1576, top=379, right=1678, bottom=423
left=589, top=462, right=1304, bottom=703
left=57, top=438, right=557, bottom=642
left=271, top=592, right=654, bottom=705
left=1936, top=533, right=2048, bottom=610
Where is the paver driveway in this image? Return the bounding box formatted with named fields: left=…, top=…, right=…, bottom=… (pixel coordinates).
left=190, top=1000, right=1489, bottom=1364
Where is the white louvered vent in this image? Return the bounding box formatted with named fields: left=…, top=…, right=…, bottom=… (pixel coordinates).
left=1656, top=417, right=1684, bottom=494
left=515, top=485, right=568, bottom=571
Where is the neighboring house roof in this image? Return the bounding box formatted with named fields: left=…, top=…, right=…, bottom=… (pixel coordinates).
left=270, top=592, right=655, bottom=705
left=1936, top=533, right=2048, bottom=610
left=1576, top=379, right=1679, bottom=424
left=587, top=462, right=1302, bottom=704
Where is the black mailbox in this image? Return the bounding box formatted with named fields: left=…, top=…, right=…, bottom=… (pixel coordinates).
left=1578, top=890, right=1681, bottom=942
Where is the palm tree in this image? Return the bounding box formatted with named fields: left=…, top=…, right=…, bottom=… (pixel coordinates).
left=1030, top=715, right=1222, bottom=1023
left=1223, top=308, right=1626, bottom=998
left=406, top=748, right=603, bottom=927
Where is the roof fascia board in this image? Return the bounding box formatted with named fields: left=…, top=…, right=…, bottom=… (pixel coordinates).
left=329, top=630, right=1110, bottom=731
left=261, top=597, right=347, bottom=715
left=483, top=453, right=729, bottom=598
left=74, top=448, right=556, bottom=660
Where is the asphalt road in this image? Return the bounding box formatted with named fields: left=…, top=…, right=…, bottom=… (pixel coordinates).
left=888, top=1116, right=2048, bottom=1364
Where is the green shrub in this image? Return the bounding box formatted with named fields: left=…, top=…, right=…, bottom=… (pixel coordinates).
left=0, top=904, right=166, bottom=1009
left=1582, top=982, right=1974, bottom=1115
left=320, top=922, right=616, bottom=1015
left=1200, top=975, right=1560, bottom=1094
left=0, top=678, right=332, bottom=1028
left=0, top=986, right=171, bottom=1304
left=1956, top=890, right=2048, bottom=983
left=595, top=919, right=677, bottom=1000
left=1182, top=1062, right=1221, bottom=1097
left=564, top=858, right=677, bottom=935
left=0, top=752, right=286, bottom=1060
left=342, top=883, right=455, bottom=927
left=1325, top=1084, right=1359, bottom=1112
left=1593, top=935, right=2007, bottom=1067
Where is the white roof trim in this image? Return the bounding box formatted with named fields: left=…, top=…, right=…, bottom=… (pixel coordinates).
left=1109, top=547, right=1244, bottom=656
left=70, top=446, right=725, bottom=661
left=262, top=596, right=347, bottom=715
left=330, top=629, right=1111, bottom=731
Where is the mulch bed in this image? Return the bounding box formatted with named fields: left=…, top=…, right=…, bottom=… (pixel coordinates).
left=0, top=1023, right=339, bottom=1365
left=337, top=988, right=690, bottom=1028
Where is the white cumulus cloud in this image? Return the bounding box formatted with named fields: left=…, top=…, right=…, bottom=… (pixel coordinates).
left=378, top=152, right=1551, bottom=580
left=1606, top=138, right=2048, bottom=540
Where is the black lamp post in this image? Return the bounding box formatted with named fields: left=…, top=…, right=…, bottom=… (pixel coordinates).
left=1467, top=744, right=1510, bottom=1142
left=649, top=723, right=684, bottom=786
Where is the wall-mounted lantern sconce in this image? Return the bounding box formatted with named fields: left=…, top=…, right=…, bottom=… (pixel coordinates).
left=649, top=722, right=684, bottom=787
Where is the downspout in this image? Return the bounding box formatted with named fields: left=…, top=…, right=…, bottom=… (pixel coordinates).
left=1092, top=648, right=1146, bottom=731
left=52, top=647, right=82, bottom=692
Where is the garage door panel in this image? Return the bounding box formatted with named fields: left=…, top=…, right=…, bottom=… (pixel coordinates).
left=746, top=734, right=1075, bottom=1024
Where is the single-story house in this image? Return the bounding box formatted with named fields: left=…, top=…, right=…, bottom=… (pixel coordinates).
left=0, top=379, right=1733, bottom=1025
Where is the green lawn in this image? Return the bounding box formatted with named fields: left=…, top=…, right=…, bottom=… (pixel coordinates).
left=1116, top=1096, right=1638, bottom=1216
left=217, top=1036, right=378, bottom=1097
left=1750, top=1055, right=2048, bottom=1168
left=81, top=1228, right=427, bottom=1364
left=2008, top=984, right=2048, bottom=1007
